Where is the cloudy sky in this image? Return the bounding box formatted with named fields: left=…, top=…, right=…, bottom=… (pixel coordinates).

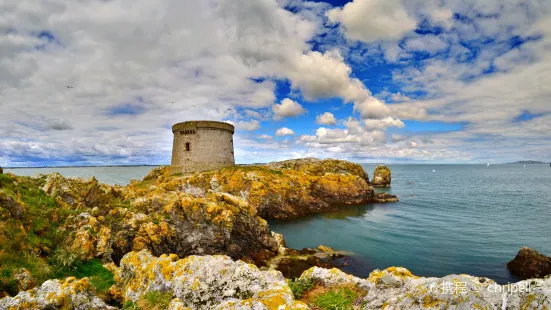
left=1, top=0, right=550, bottom=166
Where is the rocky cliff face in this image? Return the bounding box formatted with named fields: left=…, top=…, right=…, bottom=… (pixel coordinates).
left=174, top=158, right=376, bottom=219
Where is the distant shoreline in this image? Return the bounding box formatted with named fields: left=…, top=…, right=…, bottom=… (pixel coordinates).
left=3, top=162, right=549, bottom=169
left=3, top=165, right=162, bottom=169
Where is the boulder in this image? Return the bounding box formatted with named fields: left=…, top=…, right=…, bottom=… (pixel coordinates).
left=371, top=165, right=391, bottom=187
left=116, top=250, right=308, bottom=309
left=507, top=246, right=551, bottom=280
left=0, top=277, right=114, bottom=309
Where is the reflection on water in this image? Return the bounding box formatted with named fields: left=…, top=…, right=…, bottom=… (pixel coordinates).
left=320, top=204, right=376, bottom=220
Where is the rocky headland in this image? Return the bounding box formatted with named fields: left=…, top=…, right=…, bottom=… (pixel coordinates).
left=1, top=158, right=550, bottom=309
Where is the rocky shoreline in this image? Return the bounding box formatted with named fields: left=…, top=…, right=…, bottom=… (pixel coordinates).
left=2, top=249, right=551, bottom=309
left=1, top=158, right=550, bottom=309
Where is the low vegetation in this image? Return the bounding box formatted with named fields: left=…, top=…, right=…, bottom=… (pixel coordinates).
left=138, top=291, right=173, bottom=310
left=288, top=277, right=316, bottom=299
left=311, top=286, right=359, bottom=310
left=55, top=259, right=115, bottom=294
left=0, top=173, right=113, bottom=296
left=290, top=279, right=367, bottom=310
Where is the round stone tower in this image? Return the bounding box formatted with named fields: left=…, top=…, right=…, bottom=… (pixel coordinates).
left=170, top=120, right=235, bottom=174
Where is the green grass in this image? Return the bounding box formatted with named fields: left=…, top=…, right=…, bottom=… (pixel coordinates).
left=142, top=291, right=173, bottom=309
left=122, top=301, right=140, bottom=309
left=288, top=278, right=315, bottom=299
left=0, top=254, right=53, bottom=296
left=312, top=287, right=358, bottom=310
left=54, top=259, right=115, bottom=294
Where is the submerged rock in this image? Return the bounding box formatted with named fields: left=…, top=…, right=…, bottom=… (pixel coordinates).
left=373, top=192, right=399, bottom=203
left=372, top=165, right=391, bottom=187
left=508, top=246, right=551, bottom=280
left=0, top=277, right=114, bottom=309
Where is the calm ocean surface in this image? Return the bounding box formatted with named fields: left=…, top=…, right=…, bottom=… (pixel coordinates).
left=5, top=164, right=551, bottom=283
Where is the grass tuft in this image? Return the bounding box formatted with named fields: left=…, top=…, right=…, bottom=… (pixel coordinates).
left=139, top=291, right=173, bottom=310
left=312, top=286, right=360, bottom=310
left=288, top=278, right=315, bottom=299
left=53, top=259, right=115, bottom=294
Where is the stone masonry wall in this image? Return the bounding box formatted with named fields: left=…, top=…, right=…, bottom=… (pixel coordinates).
left=170, top=121, right=235, bottom=174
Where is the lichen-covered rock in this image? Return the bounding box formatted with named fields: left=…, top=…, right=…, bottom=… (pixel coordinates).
left=0, top=159, right=398, bottom=298
left=39, top=172, right=279, bottom=265
left=42, top=173, right=119, bottom=211
left=13, top=268, right=37, bottom=292
left=372, top=165, right=391, bottom=187
left=265, top=158, right=369, bottom=179
left=0, top=277, right=115, bottom=309
left=271, top=232, right=286, bottom=255
left=300, top=267, right=371, bottom=290
left=116, top=250, right=308, bottom=309
left=508, top=246, right=551, bottom=280
left=173, top=158, right=378, bottom=219
left=0, top=190, right=25, bottom=219
left=301, top=266, right=551, bottom=309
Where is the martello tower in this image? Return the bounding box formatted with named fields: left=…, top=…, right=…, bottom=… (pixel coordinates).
left=170, top=121, right=235, bottom=174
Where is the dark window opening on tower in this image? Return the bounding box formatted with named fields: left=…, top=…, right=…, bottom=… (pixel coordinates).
left=186, top=143, right=190, bottom=151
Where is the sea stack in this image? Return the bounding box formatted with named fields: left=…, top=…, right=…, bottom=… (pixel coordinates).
left=170, top=120, right=235, bottom=174
left=372, top=165, right=391, bottom=187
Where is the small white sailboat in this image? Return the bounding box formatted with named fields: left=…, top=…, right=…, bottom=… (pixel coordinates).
left=432, top=169, right=436, bottom=173
left=524, top=165, right=526, bottom=168
left=487, top=163, right=490, bottom=167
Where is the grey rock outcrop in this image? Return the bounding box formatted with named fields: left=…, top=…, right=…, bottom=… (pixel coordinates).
left=115, top=250, right=308, bottom=309
left=301, top=266, right=551, bottom=309
left=0, top=277, right=115, bottom=309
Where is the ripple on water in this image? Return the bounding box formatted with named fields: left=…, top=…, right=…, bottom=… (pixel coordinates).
left=269, top=164, right=551, bottom=284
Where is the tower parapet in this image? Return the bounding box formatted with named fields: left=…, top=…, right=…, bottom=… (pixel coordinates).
left=170, top=121, right=235, bottom=174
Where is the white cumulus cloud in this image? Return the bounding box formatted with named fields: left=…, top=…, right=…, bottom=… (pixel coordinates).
left=235, top=120, right=261, bottom=132
left=327, top=0, right=417, bottom=43
left=272, top=98, right=307, bottom=120
left=316, top=112, right=337, bottom=125
left=275, top=127, right=295, bottom=136
left=364, top=117, right=405, bottom=130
